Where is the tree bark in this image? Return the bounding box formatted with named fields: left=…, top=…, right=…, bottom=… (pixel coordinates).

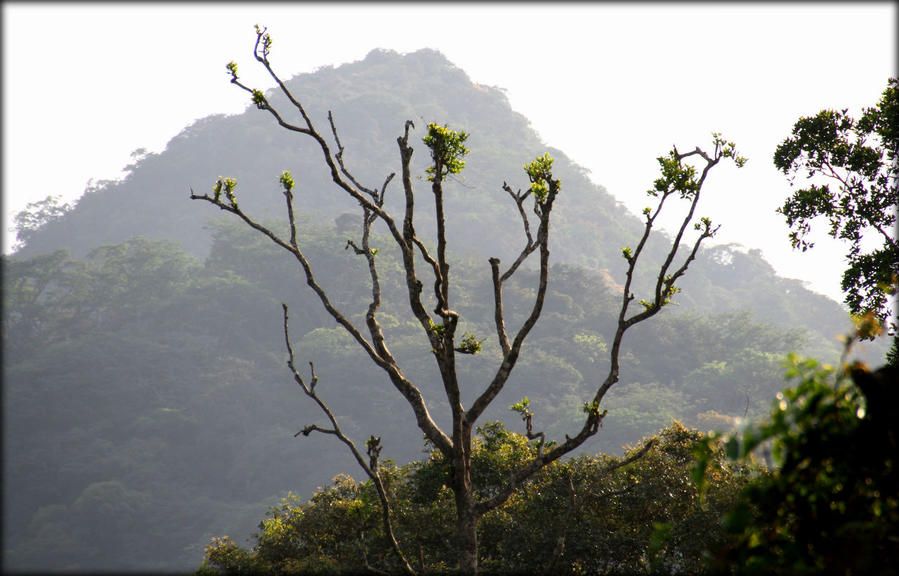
left=455, top=495, right=479, bottom=573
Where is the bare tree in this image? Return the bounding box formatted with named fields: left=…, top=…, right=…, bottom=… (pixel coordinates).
left=190, top=26, right=746, bottom=574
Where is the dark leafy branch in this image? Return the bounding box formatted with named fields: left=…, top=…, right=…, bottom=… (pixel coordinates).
left=773, top=78, right=898, bottom=338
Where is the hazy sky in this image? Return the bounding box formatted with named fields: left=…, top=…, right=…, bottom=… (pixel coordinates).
left=3, top=3, right=895, bottom=303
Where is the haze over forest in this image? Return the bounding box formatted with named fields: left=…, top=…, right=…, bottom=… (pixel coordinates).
left=5, top=4, right=896, bottom=305
left=2, top=45, right=893, bottom=573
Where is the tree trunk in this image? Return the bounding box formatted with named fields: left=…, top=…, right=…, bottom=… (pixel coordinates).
left=451, top=430, right=479, bottom=574
left=456, top=503, right=479, bottom=574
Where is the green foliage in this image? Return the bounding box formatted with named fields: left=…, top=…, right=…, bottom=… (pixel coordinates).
left=256, top=25, right=273, bottom=54
left=695, top=352, right=899, bottom=574
left=888, top=336, right=899, bottom=366
left=774, top=77, right=898, bottom=338
left=223, top=178, right=238, bottom=207
left=2, top=226, right=844, bottom=572
left=251, top=89, right=266, bottom=109
left=713, top=131, right=748, bottom=167
left=226, top=61, right=238, bottom=80
left=571, top=331, right=607, bottom=363
left=199, top=536, right=265, bottom=575
left=508, top=397, right=533, bottom=419
left=278, top=170, right=294, bottom=193
left=455, top=331, right=483, bottom=354
left=581, top=400, right=601, bottom=416
left=651, top=150, right=698, bottom=197
left=212, top=176, right=239, bottom=206
left=427, top=319, right=447, bottom=336
left=524, top=153, right=557, bottom=203
left=197, top=423, right=751, bottom=575
left=423, top=123, right=469, bottom=182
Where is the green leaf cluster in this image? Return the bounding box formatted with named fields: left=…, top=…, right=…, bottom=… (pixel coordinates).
left=213, top=176, right=238, bottom=208
left=251, top=89, right=266, bottom=109
left=509, top=397, right=533, bottom=418
left=524, top=153, right=557, bottom=203
left=278, top=170, right=294, bottom=193
left=455, top=331, right=482, bottom=354
left=712, top=132, right=748, bottom=167
left=423, top=123, right=469, bottom=182
left=225, top=61, right=238, bottom=80
left=650, top=151, right=697, bottom=198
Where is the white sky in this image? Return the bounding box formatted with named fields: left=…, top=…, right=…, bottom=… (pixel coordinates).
left=3, top=3, right=896, bottom=304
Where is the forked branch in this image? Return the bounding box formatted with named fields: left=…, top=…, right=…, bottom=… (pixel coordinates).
left=474, top=136, right=745, bottom=516
left=282, top=304, right=415, bottom=576
left=209, top=31, right=455, bottom=456
left=468, top=154, right=560, bottom=425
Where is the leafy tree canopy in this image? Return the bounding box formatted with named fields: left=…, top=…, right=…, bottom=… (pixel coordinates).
left=197, top=422, right=754, bottom=576
left=774, top=77, right=898, bottom=344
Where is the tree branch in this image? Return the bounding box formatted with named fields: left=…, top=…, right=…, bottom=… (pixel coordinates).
left=282, top=304, right=416, bottom=576
left=472, top=136, right=742, bottom=516
left=217, top=40, right=458, bottom=455
left=191, top=181, right=451, bottom=455
left=467, top=173, right=560, bottom=425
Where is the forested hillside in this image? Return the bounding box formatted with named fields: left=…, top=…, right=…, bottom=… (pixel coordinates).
left=3, top=48, right=883, bottom=572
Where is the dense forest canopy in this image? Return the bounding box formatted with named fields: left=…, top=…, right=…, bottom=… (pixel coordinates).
left=2, top=48, right=891, bottom=572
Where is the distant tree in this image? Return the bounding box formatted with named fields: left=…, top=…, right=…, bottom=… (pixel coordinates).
left=773, top=78, right=898, bottom=362
left=11, top=195, right=72, bottom=251
left=191, top=25, right=745, bottom=574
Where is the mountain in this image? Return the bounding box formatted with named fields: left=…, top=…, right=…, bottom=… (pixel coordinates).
left=3, top=48, right=883, bottom=572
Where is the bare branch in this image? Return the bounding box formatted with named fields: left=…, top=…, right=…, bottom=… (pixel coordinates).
left=589, top=142, right=730, bottom=412
left=219, top=42, right=460, bottom=455
left=191, top=187, right=383, bottom=365
left=486, top=183, right=543, bottom=358
left=467, top=173, right=560, bottom=425
left=192, top=183, right=451, bottom=455
left=233, top=33, right=418, bottom=273
left=282, top=304, right=416, bottom=576
left=489, top=257, right=511, bottom=357
left=328, top=110, right=384, bottom=203
left=473, top=137, right=740, bottom=516
left=499, top=183, right=540, bottom=282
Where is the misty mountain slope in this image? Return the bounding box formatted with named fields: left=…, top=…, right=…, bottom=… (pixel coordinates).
left=13, top=47, right=857, bottom=351
left=3, top=225, right=836, bottom=572
left=4, top=48, right=883, bottom=572
left=17, top=48, right=638, bottom=269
